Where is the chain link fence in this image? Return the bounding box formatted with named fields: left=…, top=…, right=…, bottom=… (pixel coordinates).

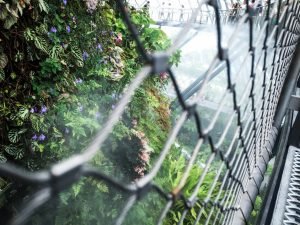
left=1, top=0, right=300, bottom=224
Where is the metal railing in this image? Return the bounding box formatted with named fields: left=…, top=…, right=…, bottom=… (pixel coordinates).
left=1, top=0, right=300, bottom=224
left=148, top=4, right=269, bottom=26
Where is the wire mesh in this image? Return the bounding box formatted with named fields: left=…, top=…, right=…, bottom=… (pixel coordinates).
left=0, top=0, right=300, bottom=224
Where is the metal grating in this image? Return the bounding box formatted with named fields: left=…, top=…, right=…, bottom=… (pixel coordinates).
left=271, top=146, right=300, bottom=225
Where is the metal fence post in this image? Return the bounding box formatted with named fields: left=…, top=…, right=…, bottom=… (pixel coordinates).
left=273, top=41, right=300, bottom=129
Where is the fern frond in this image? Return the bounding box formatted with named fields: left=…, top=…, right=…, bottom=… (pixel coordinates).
left=38, top=0, right=49, bottom=13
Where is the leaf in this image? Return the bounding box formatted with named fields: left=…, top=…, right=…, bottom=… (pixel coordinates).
left=0, top=69, right=4, bottom=81
left=17, top=3, right=24, bottom=16
left=190, top=207, right=197, bottom=219
left=31, top=141, right=43, bottom=152
left=53, top=127, right=63, bottom=138
left=0, top=153, right=7, bottom=163
left=5, top=4, right=18, bottom=18
left=59, top=192, right=71, bottom=205
left=24, top=28, right=35, bottom=41
left=0, top=53, right=8, bottom=69
left=10, top=72, right=16, bottom=79
left=38, top=0, right=49, bottom=13
left=72, top=184, right=81, bottom=197
left=54, top=14, right=64, bottom=24
left=3, top=14, right=18, bottom=29
left=0, top=7, right=8, bottom=20
left=51, top=45, right=63, bottom=58
left=34, top=36, right=49, bottom=54
left=17, top=106, right=29, bottom=119
left=70, top=45, right=83, bottom=67
left=35, top=23, right=48, bottom=35
left=96, top=181, right=109, bottom=193
left=8, top=129, right=26, bottom=143
left=15, top=148, right=25, bottom=159
left=4, top=145, right=18, bottom=156
left=31, top=115, right=44, bottom=132
left=8, top=130, right=21, bottom=143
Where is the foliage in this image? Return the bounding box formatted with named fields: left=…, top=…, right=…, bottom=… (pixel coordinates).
left=250, top=196, right=262, bottom=224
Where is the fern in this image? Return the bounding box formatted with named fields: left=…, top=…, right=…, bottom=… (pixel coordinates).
left=96, top=181, right=109, bottom=193
left=70, top=45, right=83, bottom=67
left=35, top=24, right=48, bottom=35
left=37, top=0, right=49, bottom=13
left=24, top=28, right=35, bottom=41
left=72, top=181, right=84, bottom=197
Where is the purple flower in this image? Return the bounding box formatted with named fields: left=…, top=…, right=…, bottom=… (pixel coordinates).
left=38, top=134, right=46, bottom=141
left=40, top=105, right=47, bottom=114
left=96, top=43, right=103, bottom=51
left=75, top=78, right=83, bottom=84
left=66, top=25, right=70, bottom=33
left=82, top=51, right=89, bottom=61
left=30, top=107, right=37, bottom=113
left=50, top=27, right=57, bottom=33
left=63, top=0, right=67, bottom=5
left=32, top=134, right=38, bottom=140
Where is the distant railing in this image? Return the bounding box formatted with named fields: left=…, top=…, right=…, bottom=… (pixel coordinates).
left=149, top=5, right=271, bottom=26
